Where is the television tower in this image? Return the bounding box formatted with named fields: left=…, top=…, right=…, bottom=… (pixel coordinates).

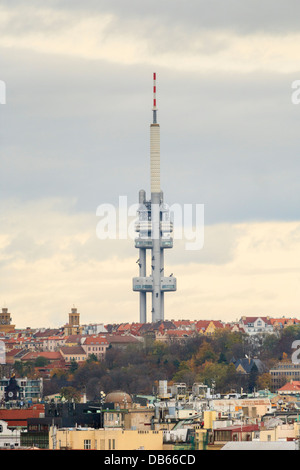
left=133, top=73, right=176, bottom=323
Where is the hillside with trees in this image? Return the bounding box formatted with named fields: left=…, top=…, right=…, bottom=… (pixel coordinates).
left=37, top=325, right=300, bottom=400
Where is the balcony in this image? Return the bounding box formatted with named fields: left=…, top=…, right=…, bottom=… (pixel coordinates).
left=160, top=277, right=177, bottom=291
left=132, top=277, right=154, bottom=292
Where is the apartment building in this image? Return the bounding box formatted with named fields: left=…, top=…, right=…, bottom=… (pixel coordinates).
left=269, top=362, right=300, bottom=392
left=49, top=427, right=164, bottom=450
left=81, top=335, right=109, bottom=360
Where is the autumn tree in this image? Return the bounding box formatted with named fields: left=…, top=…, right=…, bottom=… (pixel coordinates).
left=60, top=386, right=81, bottom=402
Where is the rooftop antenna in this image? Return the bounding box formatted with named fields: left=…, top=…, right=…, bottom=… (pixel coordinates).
left=153, top=72, right=157, bottom=124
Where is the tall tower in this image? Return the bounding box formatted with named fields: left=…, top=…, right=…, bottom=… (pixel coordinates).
left=63, top=307, right=82, bottom=336
left=133, top=73, right=176, bottom=323
left=0, top=307, right=15, bottom=333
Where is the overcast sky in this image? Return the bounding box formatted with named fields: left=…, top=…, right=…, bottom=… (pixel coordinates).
left=1, top=0, right=300, bottom=328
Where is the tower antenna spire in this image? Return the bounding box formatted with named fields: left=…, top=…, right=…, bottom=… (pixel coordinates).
left=133, top=73, right=176, bottom=323
left=153, top=72, right=157, bottom=124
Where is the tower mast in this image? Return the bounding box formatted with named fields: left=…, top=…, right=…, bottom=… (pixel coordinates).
left=133, top=73, right=176, bottom=323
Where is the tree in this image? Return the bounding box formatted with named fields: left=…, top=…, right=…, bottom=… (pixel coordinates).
left=13, top=361, right=34, bottom=378
left=60, top=386, right=81, bottom=402
left=256, top=373, right=272, bottom=391
left=195, top=362, right=237, bottom=393
left=69, top=359, right=78, bottom=374
left=34, top=356, right=49, bottom=367
left=189, top=341, right=217, bottom=370
left=248, top=362, right=259, bottom=393
left=86, top=354, right=98, bottom=363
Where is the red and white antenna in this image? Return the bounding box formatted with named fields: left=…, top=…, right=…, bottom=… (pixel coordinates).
left=153, top=72, right=157, bottom=123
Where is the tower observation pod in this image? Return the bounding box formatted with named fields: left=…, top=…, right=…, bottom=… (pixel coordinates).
left=133, top=73, right=177, bottom=323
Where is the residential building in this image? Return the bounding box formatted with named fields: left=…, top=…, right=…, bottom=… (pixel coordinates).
left=49, top=427, right=164, bottom=450
left=105, top=334, right=143, bottom=350
left=0, top=419, right=21, bottom=448
left=103, top=409, right=126, bottom=429
left=19, top=350, right=62, bottom=365
left=210, top=398, right=271, bottom=419
left=213, top=424, right=260, bottom=445
left=239, top=317, right=273, bottom=335
left=231, top=357, right=268, bottom=375
left=59, top=345, right=86, bottom=363
left=81, top=335, right=109, bottom=360
left=42, top=336, right=65, bottom=352
left=194, top=320, right=224, bottom=336
left=269, top=362, right=300, bottom=392
left=123, top=407, right=155, bottom=431
left=155, top=329, right=197, bottom=343
left=259, top=422, right=295, bottom=442
left=277, top=380, right=300, bottom=396
left=270, top=317, right=300, bottom=331
left=0, top=376, right=43, bottom=403
left=0, top=404, right=45, bottom=429
left=81, top=323, right=108, bottom=335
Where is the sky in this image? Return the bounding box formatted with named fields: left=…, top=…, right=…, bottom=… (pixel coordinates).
left=1, top=0, right=300, bottom=328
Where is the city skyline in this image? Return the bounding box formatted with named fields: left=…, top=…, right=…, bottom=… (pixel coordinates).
left=1, top=1, right=300, bottom=328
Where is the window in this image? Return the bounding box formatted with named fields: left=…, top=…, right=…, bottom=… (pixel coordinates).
left=84, top=439, right=91, bottom=450
left=108, top=439, right=115, bottom=450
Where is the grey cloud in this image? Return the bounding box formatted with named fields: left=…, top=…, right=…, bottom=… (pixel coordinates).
left=2, top=1, right=300, bottom=37
left=1, top=28, right=300, bottom=226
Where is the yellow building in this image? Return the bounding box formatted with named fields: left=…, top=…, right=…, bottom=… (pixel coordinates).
left=203, top=410, right=217, bottom=429
left=259, top=424, right=296, bottom=442
left=124, top=408, right=155, bottom=431
left=0, top=307, right=15, bottom=334
left=63, top=307, right=83, bottom=336
left=49, top=427, right=164, bottom=450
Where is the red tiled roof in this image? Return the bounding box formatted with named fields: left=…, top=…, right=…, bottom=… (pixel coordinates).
left=173, top=320, right=194, bottom=327
left=241, top=317, right=271, bottom=325
left=117, top=323, right=131, bottom=331
left=278, top=381, right=300, bottom=393
left=83, top=335, right=108, bottom=345
left=20, top=351, right=62, bottom=361
left=194, top=320, right=210, bottom=331
left=0, top=404, right=45, bottom=427
left=270, top=318, right=300, bottom=325
left=6, top=348, right=22, bottom=357
left=165, top=329, right=195, bottom=337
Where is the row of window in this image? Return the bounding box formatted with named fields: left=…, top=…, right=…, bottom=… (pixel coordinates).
left=271, top=371, right=300, bottom=375
left=69, top=439, right=116, bottom=450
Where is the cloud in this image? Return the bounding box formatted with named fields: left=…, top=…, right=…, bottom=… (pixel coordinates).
left=1, top=3, right=300, bottom=73
left=1, top=199, right=300, bottom=327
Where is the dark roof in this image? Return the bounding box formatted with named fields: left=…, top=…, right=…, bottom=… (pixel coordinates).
left=232, top=358, right=268, bottom=374
left=60, top=346, right=86, bottom=355
left=106, top=334, right=140, bottom=344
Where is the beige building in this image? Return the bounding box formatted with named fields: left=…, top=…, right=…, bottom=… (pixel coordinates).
left=60, top=345, right=87, bottom=363
left=49, top=427, right=164, bottom=450
left=211, top=398, right=271, bottom=419
left=260, top=423, right=296, bottom=442
left=124, top=408, right=155, bottom=431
